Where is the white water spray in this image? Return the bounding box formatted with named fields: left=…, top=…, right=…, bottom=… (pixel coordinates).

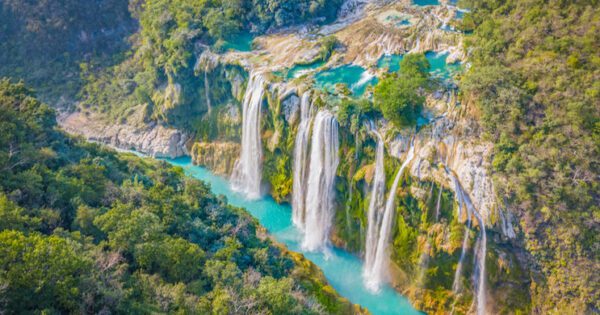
left=363, top=122, right=387, bottom=286
left=231, top=73, right=265, bottom=199
left=302, top=110, right=340, bottom=252
left=365, top=142, right=415, bottom=292
left=292, top=92, right=313, bottom=228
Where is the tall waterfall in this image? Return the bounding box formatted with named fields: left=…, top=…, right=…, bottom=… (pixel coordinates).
left=447, top=168, right=487, bottom=315
left=292, top=92, right=313, bottom=228
left=302, top=110, right=339, bottom=252
left=363, top=123, right=387, bottom=289
left=365, top=142, right=415, bottom=292
left=231, top=73, right=265, bottom=199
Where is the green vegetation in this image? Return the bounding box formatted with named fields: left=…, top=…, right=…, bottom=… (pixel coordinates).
left=0, top=79, right=357, bottom=314
left=460, top=0, right=599, bottom=312
left=373, top=53, right=430, bottom=128
left=0, top=0, right=135, bottom=104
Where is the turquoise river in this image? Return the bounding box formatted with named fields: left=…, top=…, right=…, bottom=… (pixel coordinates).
left=165, top=157, right=423, bottom=315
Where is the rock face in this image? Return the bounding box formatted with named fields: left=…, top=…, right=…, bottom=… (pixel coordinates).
left=388, top=96, right=498, bottom=225
left=190, top=142, right=240, bottom=176
left=281, top=93, right=300, bottom=124
left=60, top=112, right=188, bottom=158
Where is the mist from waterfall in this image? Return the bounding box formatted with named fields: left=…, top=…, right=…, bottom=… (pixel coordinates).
left=302, top=110, right=339, bottom=252
left=292, top=92, right=313, bottom=228
left=363, top=122, right=387, bottom=290
left=231, top=73, right=265, bottom=199
left=447, top=168, right=487, bottom=315
left=365, top=142, right=415, bottom=292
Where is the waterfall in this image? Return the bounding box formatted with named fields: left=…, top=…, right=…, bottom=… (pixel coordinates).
left=302, top=110, right=340, bottom=252
left=452, top=224, right=470, bottom=293
left=446, top=167, right=487, bottom=315
left=434, top=186, right=443, bottom=221
left=476, top=222, right=487, bottom=315
left=231, top=73, right=265, bottom=199
left=292, top=92, right=313, bottom=228
left=363, top=122, right=387, bottom=286
left=365, top=142, right=415, bottom=292
left=204, top=65, right=212, bottom=113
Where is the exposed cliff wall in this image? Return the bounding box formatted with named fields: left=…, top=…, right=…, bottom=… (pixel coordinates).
left=190, top=142, right=240, bottom=176
left=60, top=111, right=188, bottom=158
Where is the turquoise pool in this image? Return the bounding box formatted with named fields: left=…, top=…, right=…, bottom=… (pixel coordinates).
left=314, top=65, right=378, bottom=96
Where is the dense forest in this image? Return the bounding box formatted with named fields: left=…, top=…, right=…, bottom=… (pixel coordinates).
left=460, top=0, right=599, bottom=312
left=0, top=0, right=598, bottom=314
left=0, top=79, right=359, bottom=314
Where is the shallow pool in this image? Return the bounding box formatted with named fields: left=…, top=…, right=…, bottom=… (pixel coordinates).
left=314, top=65, right=378, bottom=96
left=165, top=157, right=423, bottom=315
left=286, top=60, right=326, bottom=79
left=377, top=52, right=461, bottom=82
left=222, top=32, right=254, bottom=52
left=413, top=0, right=440, bottom=6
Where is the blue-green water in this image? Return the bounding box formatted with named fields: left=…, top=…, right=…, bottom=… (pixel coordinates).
left=222, top=32, right=254, bottom=52
left=165, top=157, right=422, bottom=315
left=314, top=65, right=378, bottom=96
left=286, top=60, right=326, bottom=79
left=413, top=0, right=440, bottom=6
left=425, top=51, right=462, bottom=81
left=377, top=54, right=404, bottom=72
left=377, top=52, right=461, bottom=82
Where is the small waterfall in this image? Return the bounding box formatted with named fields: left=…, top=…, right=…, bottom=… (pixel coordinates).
left=292, top=92, right=313, bottom=228
left=365, top=142, right=415, bottom=292
left=363, top=123, right=387, bottom=286
left=476, top=222, right=487, bottom=315
left=204, top=65, right=212, bottom=113
left=446, top=167, right=487, bottom=315
left=231, top=73, right=265, bottom=199
left=452, top=223, right=471, bottom=293
left=302, top=110, right=340, bottom=252
left=434, top=186, right=443, bottom=221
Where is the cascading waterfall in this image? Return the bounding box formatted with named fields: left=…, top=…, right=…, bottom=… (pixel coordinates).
left=365, top=142, right=415, bottom=292
left=446, top=167, right=487, bottom=315
left=302, top=110, right=340, bottom=252
left=363, top=122, right=387, bottom=287
left=231, top=73, right=265, bottom=199
left=292, top=92, right=313, bottom=228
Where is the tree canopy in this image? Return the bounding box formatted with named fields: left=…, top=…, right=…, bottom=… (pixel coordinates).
left=373, top=53, right=430, bottom=128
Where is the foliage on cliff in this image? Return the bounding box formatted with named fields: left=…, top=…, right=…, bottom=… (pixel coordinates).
left=0, top=0, right=136, bottom=104
left=460, top=0, right=600, bottom=312
left=0, top=79, right=358, bottom=314
left=77, top=0, right=344, bottom=129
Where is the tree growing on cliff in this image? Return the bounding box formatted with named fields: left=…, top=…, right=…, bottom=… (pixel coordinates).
left=374, top=53, right=430, bottom=129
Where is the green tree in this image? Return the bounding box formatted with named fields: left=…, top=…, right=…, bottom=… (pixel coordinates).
left=373, top=53, right=430, bottom=128
left=0, top=230, right=90, bottom=312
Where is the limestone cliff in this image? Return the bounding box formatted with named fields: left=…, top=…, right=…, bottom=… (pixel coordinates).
left=190, top=142, right=240, bottom=176
left=60, top=112, right=188, bottom=158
